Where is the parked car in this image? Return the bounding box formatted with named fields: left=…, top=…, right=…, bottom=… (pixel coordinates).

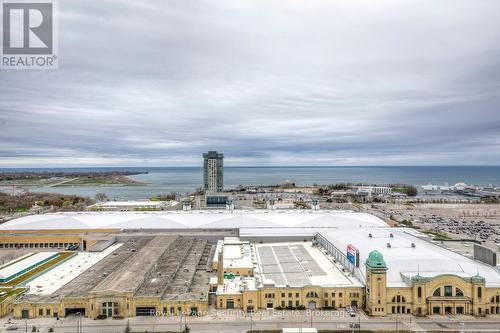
left=5, top=323, right=18, bottom=330
left=346, top=306, right=356, bottom=317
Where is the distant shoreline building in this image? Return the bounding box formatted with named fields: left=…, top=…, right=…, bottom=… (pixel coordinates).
left=87, top=200, right=178, bottom=212
left=203, top=151, right=224, bottom=192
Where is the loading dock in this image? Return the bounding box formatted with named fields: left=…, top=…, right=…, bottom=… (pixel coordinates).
left=65, top=308, right=86, bottom=317
left=136, top=307, right=156, bottom=316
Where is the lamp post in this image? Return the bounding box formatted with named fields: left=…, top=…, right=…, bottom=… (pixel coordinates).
left=76, top=311, right=83, bottom=333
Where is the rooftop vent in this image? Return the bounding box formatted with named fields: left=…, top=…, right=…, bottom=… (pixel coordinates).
left=387, top=243, right=391, bottom=248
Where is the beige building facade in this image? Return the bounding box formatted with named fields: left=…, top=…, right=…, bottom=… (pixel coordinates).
left=1, top=211, right=499, bottom=319
left=365, top=250, right=500, bottom=317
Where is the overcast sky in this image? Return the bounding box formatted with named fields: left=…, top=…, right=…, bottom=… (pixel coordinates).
left=1, top=0, right=500, bottom=167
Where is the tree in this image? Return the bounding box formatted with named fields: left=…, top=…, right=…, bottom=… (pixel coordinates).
left=406, top=185, right=418, bottom=197
left=95, top=192, right=108, bottom=202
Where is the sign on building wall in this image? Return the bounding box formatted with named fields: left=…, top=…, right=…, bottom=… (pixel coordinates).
left=473, top=244, right=497, bottom=266
left=347, top=244, right=359, bottom=267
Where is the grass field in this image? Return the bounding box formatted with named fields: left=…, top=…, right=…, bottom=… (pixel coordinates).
left=0, top=175, right=144, bottom=188
left=0, top=287, right=26, bottom=303
left=53, top=176, right=142, bottom=187
left=0, top=178, right=62, bottom=187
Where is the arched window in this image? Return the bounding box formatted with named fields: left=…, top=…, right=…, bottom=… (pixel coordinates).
left=478, top=287, right=482, bottom=298
left=456, top=288, right=464, bottom=297
left=392, top=295, right=406, bottom=303
left=433, top=288, right=441, bottom=297
left=417, top=287, right=422, bottom=298
left=306, top=291, right=318, bottom=298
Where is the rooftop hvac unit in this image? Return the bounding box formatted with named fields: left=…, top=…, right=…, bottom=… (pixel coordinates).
left=387, top=243, right=391, bottom=248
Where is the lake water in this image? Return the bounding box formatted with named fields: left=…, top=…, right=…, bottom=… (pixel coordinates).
left=1, top=166, right=499, bottom=200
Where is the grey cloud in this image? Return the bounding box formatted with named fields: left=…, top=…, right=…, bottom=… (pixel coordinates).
left=1, top=0, right=500, bottom=166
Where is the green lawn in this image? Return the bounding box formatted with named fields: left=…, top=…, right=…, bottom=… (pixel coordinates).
left=422, top=230, right=452, bottom=241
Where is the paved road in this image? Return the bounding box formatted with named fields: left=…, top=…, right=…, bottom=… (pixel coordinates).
left=3, top=312, right=500, bottom=332
left=47, top=177, right=80, bottom=187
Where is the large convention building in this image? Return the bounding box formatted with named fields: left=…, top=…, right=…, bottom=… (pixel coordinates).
left=0, top=210, right=499, bottom=319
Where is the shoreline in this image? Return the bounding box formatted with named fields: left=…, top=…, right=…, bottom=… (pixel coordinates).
left=0, top=172, right=148, bottom=188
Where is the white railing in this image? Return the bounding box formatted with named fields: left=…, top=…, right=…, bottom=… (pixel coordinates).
left=314, top=233, right=367, bottom=286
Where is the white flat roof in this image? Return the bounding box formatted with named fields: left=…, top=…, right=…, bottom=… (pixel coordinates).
left=5, top=210, right=496, bottom=287
left=213, top=238, right=253, bottom=270
left=93, top=201, right=168, bottom=207
left=26, top=243, right=123, bottom=295
left=217, top=278, right=242, bottom=295
left=321, top=227, right=500, bottom=287
left=255, top=242, right=363, bottom=288
left=0, top=253, right=32, bottom=268
left=0, top=252, right=58, bottom=280
left=217, top=276, right=258, bottom=295
left=0, top=210, right=386, bottom=231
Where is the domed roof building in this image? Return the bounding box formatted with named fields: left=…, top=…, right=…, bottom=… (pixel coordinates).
left=366, top=250, right=386, bottom=269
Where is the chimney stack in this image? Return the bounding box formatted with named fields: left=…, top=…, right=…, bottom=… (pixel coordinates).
left=217, top=249, right=224, bottom=285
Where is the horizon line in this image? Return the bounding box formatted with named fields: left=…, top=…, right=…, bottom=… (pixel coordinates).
left=1, top=165, right=500, bottom=170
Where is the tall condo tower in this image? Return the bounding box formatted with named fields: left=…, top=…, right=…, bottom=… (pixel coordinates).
left=203, top=151, right=224, bottom=192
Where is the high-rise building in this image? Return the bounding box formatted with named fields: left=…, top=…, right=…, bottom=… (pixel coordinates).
left=203, top=151, right=224, bottom=192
